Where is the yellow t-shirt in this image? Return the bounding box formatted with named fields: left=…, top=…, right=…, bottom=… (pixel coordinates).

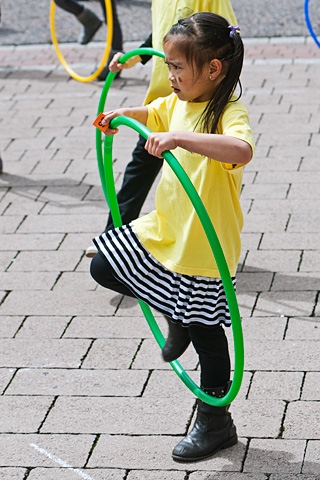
left=133, top=94, right=255, bottom=278
left=144, top=0, right=238, bottom=104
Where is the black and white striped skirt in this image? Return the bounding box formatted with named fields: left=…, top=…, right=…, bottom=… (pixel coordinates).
left=93, top=224, right=235, bottom=327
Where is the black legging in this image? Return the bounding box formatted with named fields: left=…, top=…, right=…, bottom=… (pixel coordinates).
left=90, top=252, right=231, bottom=389
left=54, top=0, right=123, bottom=50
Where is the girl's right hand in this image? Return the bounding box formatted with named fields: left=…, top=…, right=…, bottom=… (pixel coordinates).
left=109, top=52, right=142, bottom=72
left=100, top=110, right=122, bottom=135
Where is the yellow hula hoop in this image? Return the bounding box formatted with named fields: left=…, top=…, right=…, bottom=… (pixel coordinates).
left=49, top=0, right=113, bottom=83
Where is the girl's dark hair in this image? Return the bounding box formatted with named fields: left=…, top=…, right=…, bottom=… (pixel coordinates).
left=163, top=12, right=244, bottom=134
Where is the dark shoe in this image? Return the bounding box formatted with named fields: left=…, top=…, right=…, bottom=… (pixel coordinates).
left=162, top=315, right=191, bottom=362
left=172, top=383, right=237, bottom=462
left=0, top=156, right=3, bottom=174
left=77, top=7, right=102, bottom=45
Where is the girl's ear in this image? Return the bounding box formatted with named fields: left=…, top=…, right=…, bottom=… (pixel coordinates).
left=209, top=59, right=223, bottom=80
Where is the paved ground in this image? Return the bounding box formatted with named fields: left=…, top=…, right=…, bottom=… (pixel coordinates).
left=1, top=2, right=320, bottom=479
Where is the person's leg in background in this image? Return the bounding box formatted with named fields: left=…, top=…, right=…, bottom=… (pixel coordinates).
left=86, top=135, right=163, bottom=257
left=98, top=0, right=123, bottom=50
left=54, top=0, right=102, bottom=44
left=97, top=0, right=123, bottom=80
left=105, top=135, right=163, bottom=229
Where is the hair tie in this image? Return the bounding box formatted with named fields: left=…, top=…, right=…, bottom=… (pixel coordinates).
left=228, top=25, right=240, bottom=38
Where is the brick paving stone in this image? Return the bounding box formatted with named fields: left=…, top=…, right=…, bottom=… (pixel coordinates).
left=243, top=212, right=290, bottom=233
left=270, top=476, right=320, bottom=480
left=0, top=433, right=95, bottom=467
left=81, top=338, right=143, bottom=370
left=254, top=291, right=317, bottom=317
left=244, top=339, right=320, bottom=371
left=284, top=402, right=320, bottom=439
left=261, top=233, right=320, bottom=250
left=0, top=395, right=53, bottom=433
left=232, top=398, right=285, bottom=438
left=41, top=396, right=195, bottom=435
left=127, top=472, right=185, bottom=480
left=0, top=232, right=63, bottom=251
left=286, top=318, right=320, bottom=341
left=27, top=469, right=126, bottom=480
left=6, top=368, right=148, bottom=397
left=189, top=475, right=267, bottom=480
left=248, top=371, right=303, bottom=401
left=0, top=289, right=122, bottom=316
left=244, top=250, right=302, bottom=273
left=271, top=272, right=320, bottom=291
left=0, top=469, right=27, bottom=480
left=240, top=317, right=287, bottom=341
left=237, top=272, right=273, bottom=292
left=52, top=271, right=97, bottom=291
left=14, top=316, right=71, bottom=338
left=8, top=250, right=83, bottom=272
left=243, top=439, right=306, bottom=474
left=0, top=339, right=91, bottom=368
left=64, top=315, right=154, bottom=339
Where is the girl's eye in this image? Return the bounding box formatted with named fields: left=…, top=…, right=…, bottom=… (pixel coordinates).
left=166, top=63, right=180, bottom=70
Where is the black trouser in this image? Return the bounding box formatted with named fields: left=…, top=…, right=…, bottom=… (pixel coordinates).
left=54, top=0, right=123, bottom=50
left=105, top=135, right=163, bottom=230
left=90, top=251, right=231, bottom=389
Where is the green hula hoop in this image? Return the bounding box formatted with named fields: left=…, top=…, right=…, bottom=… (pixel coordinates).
left=95, top=48, right=244, bottom=407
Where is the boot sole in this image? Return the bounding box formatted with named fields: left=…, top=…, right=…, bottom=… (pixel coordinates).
left=172, top=433, right=238, bottom=463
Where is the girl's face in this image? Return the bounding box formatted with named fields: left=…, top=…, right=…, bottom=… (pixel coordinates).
left=164, top=40, right=216, bottom=103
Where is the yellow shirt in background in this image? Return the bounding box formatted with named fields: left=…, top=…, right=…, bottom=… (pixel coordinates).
left=144, top=0, right=238, bottom=104
left=133, top=94, right=255, bottom=278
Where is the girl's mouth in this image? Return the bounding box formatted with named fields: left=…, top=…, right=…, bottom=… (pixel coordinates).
left=171, top=86, right=180, bottom=94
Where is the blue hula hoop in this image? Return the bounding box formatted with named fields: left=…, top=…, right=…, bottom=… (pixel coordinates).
left=304, top=0, right=320, bottom=48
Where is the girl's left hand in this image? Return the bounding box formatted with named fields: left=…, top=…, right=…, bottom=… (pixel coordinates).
left=145, top=132, right=177, bottom=158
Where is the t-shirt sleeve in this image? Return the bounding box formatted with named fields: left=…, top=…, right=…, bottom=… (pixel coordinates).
left=218, top=99, right=255, bottom=170
left=146, top=95, right=172, bottom=133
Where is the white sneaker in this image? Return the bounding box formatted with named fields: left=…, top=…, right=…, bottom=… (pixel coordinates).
left=85, top=245, right=98, bottom=258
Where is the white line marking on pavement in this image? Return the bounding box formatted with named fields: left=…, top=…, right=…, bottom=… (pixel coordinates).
left=30, top=443, right=95, bottom=480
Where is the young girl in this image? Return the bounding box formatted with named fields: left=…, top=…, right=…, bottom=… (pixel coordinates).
left=91, top=12, right=255, bottom=462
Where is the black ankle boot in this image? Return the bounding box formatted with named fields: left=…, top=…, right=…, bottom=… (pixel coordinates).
left=172, top=383, right=237, bottom=462
left=162, top=316, right=191, bottom=362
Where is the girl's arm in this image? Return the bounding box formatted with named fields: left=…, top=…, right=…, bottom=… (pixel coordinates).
left=145, top=131, right=253, bottom=166
left=101, top=107, right=149, bottom=135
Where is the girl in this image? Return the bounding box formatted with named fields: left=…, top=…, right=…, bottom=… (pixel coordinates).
left=91, top=12, right=255, bottom=462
